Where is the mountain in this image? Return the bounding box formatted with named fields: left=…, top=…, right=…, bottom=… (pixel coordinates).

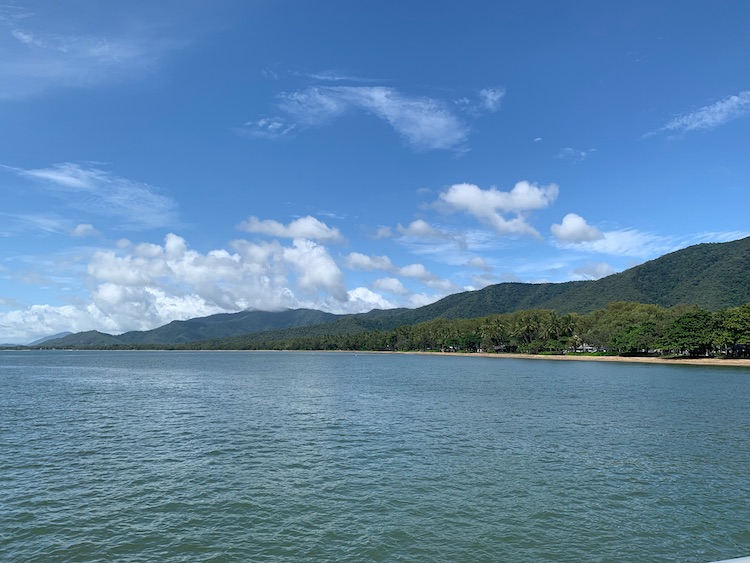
left=28, top=332, right=74, bottom=346
left=42, top=309, right=338, bottom=347
left=40, top=236, right=750, bottom=348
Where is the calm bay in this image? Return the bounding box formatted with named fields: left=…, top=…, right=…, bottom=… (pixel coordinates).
left=1, top=350, right=749, bottom=562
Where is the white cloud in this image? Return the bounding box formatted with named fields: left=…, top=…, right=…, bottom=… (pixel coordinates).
left=467, top=273, right=498, bottom=290
left=478, top=87, right=505, bottom=112
left=649, top=90, right=750, bottom=136
left=15, top=163, right=178, bottom=230
left=373, top=226, right=394, bottom=239
left=70, top=223, right=98, bottom=237
left=0, top=11, right=183, bottom=100
left=245, top=85, right=471, bottom=151
left=438, top=181, right=559, bottom=237
left=343, top=287, right=397, bottom=311
left=4, top=213, right=67, bottom=235
left=0, top=304, right=96, bottom=343
left=398, top=263, right=432, bottom=279
left=405, top=292, right=442, bottom=308
left=373, top=277, right=409, bottom=295
left=571, top=262, right=616, bottom=280
left=345, top=252, right=394, bottom=271
left=397, top=219, right=451, bottom=239
left=278, top=87, right=352, bottom=126
left=0, top=231, right=367, bottom=341
left=551, top=213, right=603, bottom=242
left=466, top=257, right=492, bottom=271
left=282, top=238, right=347, bottom=301
left=239, top=215, right=344, bottom=242
left=556, top=147, right=595, bottom=162
left=243, top=117, right=296, bottom=139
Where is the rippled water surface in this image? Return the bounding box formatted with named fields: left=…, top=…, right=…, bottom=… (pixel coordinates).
left=1, top=351, right=749, bottom=562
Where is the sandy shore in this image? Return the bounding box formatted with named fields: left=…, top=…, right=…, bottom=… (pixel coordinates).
left=394, top=350, right=750, bottom=368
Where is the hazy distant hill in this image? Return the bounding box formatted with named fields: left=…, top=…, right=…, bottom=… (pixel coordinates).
left=27, top=332, right=74, bottom=346
left=41, top=236, right=750, bottom=348
left=43, top=309, right=338, bottom=347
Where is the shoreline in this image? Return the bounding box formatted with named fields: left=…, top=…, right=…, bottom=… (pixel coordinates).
left=6, top=347, right=750, bottom=367
left=393, top=350, right=750, bottom=367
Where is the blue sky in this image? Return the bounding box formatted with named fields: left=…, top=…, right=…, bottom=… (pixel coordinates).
left=1, top=1, right=749, bottom=343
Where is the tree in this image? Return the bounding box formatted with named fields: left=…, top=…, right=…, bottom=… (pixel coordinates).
left=662, top=309, right=717, bottom=356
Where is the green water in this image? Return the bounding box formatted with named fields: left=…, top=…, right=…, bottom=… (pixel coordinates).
left=1, top=351, right=748, bottom=562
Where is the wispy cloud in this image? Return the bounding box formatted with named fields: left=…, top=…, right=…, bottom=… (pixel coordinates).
left=12, top=163, right=178, bottom=230
left=303, top=70, right=379, bottom=83
left=478, top=87, right=505, bottom=112
left=243, top=80, right=504, bottom=152
left=556, top=147, right=596, bottom=162
left=0, top=6, right=185, bottom=99
left=647, top=90, right=750, bottom=137
left=0, top=212, right=68, bottom=235
left=553, top=228, right=749, bottom=259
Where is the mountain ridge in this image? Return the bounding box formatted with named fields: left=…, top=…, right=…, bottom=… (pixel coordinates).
left=40, top=236, right=750, bottom=348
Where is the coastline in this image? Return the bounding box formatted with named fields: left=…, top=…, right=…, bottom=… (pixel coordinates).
left=7, top=347, right=750, bottom=368
left=379, top=350, right=750, bottom=368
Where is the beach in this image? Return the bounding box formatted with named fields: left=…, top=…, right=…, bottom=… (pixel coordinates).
left=405, top=350, right=750, bottom=368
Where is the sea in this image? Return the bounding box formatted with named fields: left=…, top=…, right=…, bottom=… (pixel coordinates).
left=1, top=350, right=749, bottom=562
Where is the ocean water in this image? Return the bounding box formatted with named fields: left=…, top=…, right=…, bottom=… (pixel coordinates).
left=1, top=350, right=749, bottom=562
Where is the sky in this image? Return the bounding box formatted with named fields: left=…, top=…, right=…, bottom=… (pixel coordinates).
left=1, top=0, right=749, bottom=343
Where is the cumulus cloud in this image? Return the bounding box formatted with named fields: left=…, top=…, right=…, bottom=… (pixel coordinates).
left=346, top=251, right=457, bottom=294
left=648, top=90, right=750, bottom=136
left=373, top=277, right=409, bottom=295
left=14, top=163, right=178, bottom=230
left=239, top=215, right=344, bottom=242
left=551, top=213, right=603, bottom=242
left=0, top=221, right=479, bottom=342
left=283, top=238, right=347, bottom=301
left=345, top=252, right=394, bottom=271
left=343, top=287, right=397, bottom=311
left=12, top=233, right=349, bottom=336
left=438, top=180, right=559, bottom=237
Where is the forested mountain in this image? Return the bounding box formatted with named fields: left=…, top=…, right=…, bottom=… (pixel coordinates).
left=41, top=236, right=750, bottom=348
left=44, top=309, right=339, bottom=347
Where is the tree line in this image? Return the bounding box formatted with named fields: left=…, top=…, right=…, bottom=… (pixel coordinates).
left=186, top=301, right=750, bottom=358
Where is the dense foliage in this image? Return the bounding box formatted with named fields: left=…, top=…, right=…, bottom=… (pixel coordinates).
left=110, top=302, right=750, bottom=359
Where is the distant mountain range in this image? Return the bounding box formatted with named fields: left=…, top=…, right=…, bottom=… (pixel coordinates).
left=40, top=236, right=750, bottom=348
left=28, top=332, right=73, bottom=346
